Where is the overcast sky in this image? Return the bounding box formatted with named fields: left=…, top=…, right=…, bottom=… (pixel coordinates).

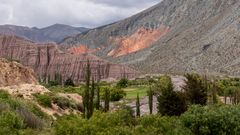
left=0, top=0, right=160, bottom=28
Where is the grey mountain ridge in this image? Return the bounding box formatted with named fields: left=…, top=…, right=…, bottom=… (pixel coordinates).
left=0, top=24, right=89, bottom=43
left=61, top=0, right=240, bottom=76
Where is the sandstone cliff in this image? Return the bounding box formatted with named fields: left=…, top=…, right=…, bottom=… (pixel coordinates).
left=0, top=35, right=137, bottom=84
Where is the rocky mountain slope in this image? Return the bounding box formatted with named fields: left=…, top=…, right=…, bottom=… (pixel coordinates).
left=0, top=24, right=89, bottom=43
left=0, top=35, right=137, bottom=83
left=62, top=0, right=240, bottom=76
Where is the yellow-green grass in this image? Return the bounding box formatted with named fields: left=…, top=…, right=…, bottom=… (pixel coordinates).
left=124, top=86, right=149, bottom=99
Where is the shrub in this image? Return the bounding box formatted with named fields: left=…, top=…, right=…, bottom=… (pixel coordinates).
left=181, top=105, right=240, bottom=135
left=110, top=87, right=126, bottom=101
left=34, top=94, right=52, bottom=108
left=64, top=78, right=75, bottom=87
left=117, top=78, right=129, bottom=88
left=52, top=96, right=75, bottom=110
left=0, top=90, right=10, bottom=99
left=0, top=111, right=25, bottom=135
left=16, top=107, right=43, bottom=129
left=48, top=80, right=60, bottom=87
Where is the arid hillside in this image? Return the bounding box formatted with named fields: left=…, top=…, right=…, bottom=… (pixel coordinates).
left=62, top=0, right=240, bottom=76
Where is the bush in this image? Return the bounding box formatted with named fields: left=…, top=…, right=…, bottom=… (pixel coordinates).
left=117, top=78, right=129, bottom=88
left=0, top=111, right=25, bottom=135
left=110, top=87, right=126, bottom=101
left=16, top=107, right=43, bottom=129
left=52, top=96, right=76, bottom=110
left=34, top=94, right=52, bottom=108
left=181, top=105, right=240, bottom=135
left=0, top=90, right=10, bottom=99
left=64, top=78, right=75, bottom=87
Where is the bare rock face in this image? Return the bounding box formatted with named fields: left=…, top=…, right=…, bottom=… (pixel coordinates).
left=0, top=58, right=38, bottom=87
left=0, top=35, right=137, bottom=84
left=61, top=0, right=240, bottom=76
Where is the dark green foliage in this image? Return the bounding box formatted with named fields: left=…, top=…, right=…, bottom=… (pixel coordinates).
left=117, top=78, right=129, bottom=88
left=64, top=78, right=75, bottom=87
left=225, top=86, right=240, bottom=104
left=16, top=107, right=43, bottom=129
left=54, top=110, right=191, bottom=135
left=148, top=88, right=153, bottom=114
left=52, top=96, right=75, bottom=110
left=54, top=73, right=63, bottom=86
left=0, top=110, right=25, bottom=135
left=183, top=73, right=208, bottom=105
left=211, top=81, right=218, bottom=105
left=83, top=60, right=91, bottom=119
left=104, top=87, right=110, bottom=112
left=110, top=87, right=126, bottom=101
left=181, top=105, right=240, bottom=135
left=96, top=84, right=100, bottom=110
left=34, top=93, right=52, bottom=108
left=136, top=94, right=140, bottom=117
left=89, top=77, right=95, bottom=117
left=157, top=75, right=187, bottom=116
left=0, top=90, right=10, bottom=99
left=48, top=80, right=60, bottom=87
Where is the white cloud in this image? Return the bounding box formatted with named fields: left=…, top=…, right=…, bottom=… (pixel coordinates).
left=0, top=0, right=160, bottom=28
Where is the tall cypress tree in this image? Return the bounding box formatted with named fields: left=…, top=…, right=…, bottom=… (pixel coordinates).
left=136, top=93, right=140, bottom=117
left=96, top=64, right=101, bottom=110
left=104, top=88, right=110, bottom=112
left=84, top=60, right=91, bottom=119
left=148, top=87, right=153, bottom=114
left=89, top=76, right=95, bottom=117
left=96, top=85, right=100, bottom=110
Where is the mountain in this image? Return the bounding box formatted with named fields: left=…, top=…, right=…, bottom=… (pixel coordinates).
left=0, top=24, right=89, bottom=43
left=0, top=35, right=137, bottom=83
left=61, top=0, right=240, bottom=76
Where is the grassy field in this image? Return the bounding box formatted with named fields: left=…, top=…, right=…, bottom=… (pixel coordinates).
left=124, top=86, right=149, bottom=99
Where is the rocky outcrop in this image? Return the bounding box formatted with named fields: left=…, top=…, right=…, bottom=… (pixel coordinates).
left=61, top=0, right=240, bottom=76
left=0, top=58, right=38, bottom=87
left=0, top=35, right=137, bottom=84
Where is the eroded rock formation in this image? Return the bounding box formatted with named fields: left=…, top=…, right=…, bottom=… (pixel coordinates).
left=0, top=35, right=138, bottom=84
left=0, top=58, right=38, bottom=87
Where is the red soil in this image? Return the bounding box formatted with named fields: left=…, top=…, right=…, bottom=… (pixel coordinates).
left=108, top=25, right=170, bottom=57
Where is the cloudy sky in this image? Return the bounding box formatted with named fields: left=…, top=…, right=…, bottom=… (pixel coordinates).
left=0, top=0, right=160, bottom=28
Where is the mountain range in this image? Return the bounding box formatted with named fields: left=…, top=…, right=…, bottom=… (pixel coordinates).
left=1, top=0, right=240, bottom=77
left=61, top=0, right=240, bottom=76
left=0, top=24, right=89, bottom=43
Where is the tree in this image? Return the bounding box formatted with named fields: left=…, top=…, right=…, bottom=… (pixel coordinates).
left=183, top=73, right=208, bottom=105
left=88, top=76, right=95, bottom=117
left=104, top=87, right=110, bottom=112
left=157, top=75, right=187, bottom=116
left=96, top=84, right=100, bottom=110
left=64, top=78, right=75, bottom=87
left=136, top=93, right=141, bottom=117
left=148, top=87, right=153, bottom=114
left=83, top=60, right=91, bottom=119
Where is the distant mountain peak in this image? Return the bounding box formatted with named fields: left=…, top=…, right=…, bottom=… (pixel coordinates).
left=0, top=24, right=89, bottom=43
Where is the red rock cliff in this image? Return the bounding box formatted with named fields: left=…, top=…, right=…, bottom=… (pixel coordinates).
left=0, top=35, right=137, bottom=83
